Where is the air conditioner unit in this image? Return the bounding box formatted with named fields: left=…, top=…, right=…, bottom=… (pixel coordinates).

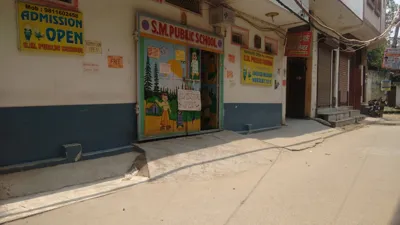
left=209, top=6, right=235, bottom=25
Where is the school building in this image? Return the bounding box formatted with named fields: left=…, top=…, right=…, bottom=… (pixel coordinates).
left=3, top=0, right=384, bottom=170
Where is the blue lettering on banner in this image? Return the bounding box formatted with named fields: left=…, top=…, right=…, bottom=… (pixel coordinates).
left=20, top=11, right=83, bottom=28
left=20, top=10, right=83, bottom=45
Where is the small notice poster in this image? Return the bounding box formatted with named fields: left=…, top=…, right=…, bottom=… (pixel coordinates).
left=175, top=50, right=186, bottom=61
left=159, top=63, right=171, bottom=74
left=108, top=56, right=123, bottom=68
left=228, top=54, right=235, bottom=64
left=85, top=40, right=102, bottom=54
left=148, top=46, right=160, bottom=58
left=226, top=70, right=233, bottom=79
left=381, top=80, right=391, bottom=91
left=178, top=89, right=201, bottom=111
left=83, top=62, right=99, bottom=72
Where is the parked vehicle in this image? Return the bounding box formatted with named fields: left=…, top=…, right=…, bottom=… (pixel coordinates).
left=367, top=98, right=387, bottom=117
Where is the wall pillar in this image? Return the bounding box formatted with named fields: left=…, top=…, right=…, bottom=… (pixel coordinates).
left=334, top=48, right=340, bottom=108
left=306, top=28, right=318, bottom=118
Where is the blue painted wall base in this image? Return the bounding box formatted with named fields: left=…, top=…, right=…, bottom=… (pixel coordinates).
left=0, top=103, right=137, bottom=167
left=224, top=103, right=282, bottom=132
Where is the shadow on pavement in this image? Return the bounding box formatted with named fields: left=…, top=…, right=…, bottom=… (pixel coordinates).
left=392, top=201, right=400, bottom=225
left=0, top=119, right=335, bottom=223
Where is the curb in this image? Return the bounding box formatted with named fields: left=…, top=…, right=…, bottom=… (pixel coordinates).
left=281, top=123, right=365, bottom=152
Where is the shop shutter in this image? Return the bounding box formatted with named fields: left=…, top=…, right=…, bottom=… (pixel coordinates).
left=317, top=46, right=332, bottom=107
left=339, top=54, right=349, bottom=105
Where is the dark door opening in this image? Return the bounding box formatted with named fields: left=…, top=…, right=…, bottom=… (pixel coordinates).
left=200, top=50, right=219, bottom=131
left=286, top=57, right=307, bottom=118
left=388, top=86, right=397, bottom=107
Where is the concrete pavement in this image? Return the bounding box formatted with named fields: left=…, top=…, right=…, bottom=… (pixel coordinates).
left=5, top=125, right=400, bottom=225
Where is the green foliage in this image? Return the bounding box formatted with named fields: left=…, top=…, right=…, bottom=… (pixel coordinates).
left=367, top=44, right=385, bottom=70
left=169, top=99, right=178, bottom=121
left=153, top=63, right=160, bottom=93
left=184, top=111, right=201, bottom=122
left=144, top=56, right=153, bottom=99
left=386, top=0, right=398, bottom=31
left=367, top=0, right=398, bottom=70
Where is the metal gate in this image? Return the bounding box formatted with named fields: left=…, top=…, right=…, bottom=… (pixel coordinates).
left=338, top=54, right=349, bottom=105
left=317, top=45, right=332, bottom=107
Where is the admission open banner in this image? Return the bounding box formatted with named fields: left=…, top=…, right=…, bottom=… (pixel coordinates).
left=241, top=49, right=274, bottom=86
left=17, top=2, right=84, bottom=55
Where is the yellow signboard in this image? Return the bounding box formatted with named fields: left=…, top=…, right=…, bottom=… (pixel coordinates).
left=241, top=49, right=274, bottom=86
left=17, top=2, right=84, bottom=55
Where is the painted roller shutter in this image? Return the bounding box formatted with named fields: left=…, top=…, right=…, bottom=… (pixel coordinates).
left=317, top=45, right=332, bottom=107
left=339, top=54, right=349, bottom=105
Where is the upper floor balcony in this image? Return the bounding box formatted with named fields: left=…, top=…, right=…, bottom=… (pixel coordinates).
left=310, top=0, right=385, bottom=41
left=226, top=0, right=309, bottom=30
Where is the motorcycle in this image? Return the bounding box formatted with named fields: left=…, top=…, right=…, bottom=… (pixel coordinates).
left=367, top=98, right=386, bottom=117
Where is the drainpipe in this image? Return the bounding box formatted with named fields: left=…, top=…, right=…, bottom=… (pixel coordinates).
left=334, top=48, right=340, bottom=108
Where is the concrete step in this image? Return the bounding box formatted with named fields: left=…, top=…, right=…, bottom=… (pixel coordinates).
left=329, top=117, right=356, bottom=127
left=319, top=111, right=351, bottom=121
left=349, top=110, right=360, bottom=117
left=319, top=109, right=361, bottom=122
left=355, top=115, right=366, bottom=123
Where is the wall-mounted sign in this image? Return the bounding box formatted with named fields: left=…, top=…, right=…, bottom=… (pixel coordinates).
left=27, top=0, right=79, bottom=11
left=175, top=50, right=185, bottom=61
left=178, top=89, right=201, bottom=111
left=285, top=31, right=312, bottom=57
left=382, top=48, right=400, bottom=70
left=139, top=15, right=223, bottom=53
left=159, top=62, right=171, bottom=74
left=107, top=56, right=123, bottom=68
left=228, top=54, right=235, bottom=64
left=83, top=62, right=99, bottom=72
left=85, top=40, right=102, bottom=54
left=226, top=70, right=233, bottom=79
left=241, top=48, right=274, bottom=86
left=148, top=46, right=160, bottom=58
left=17, top=2, right=84, bottom=55
left=381, top=80, right=391, bottom=91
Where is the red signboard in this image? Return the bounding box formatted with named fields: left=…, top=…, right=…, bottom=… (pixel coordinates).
left=285, top=31, right=312, bottom=58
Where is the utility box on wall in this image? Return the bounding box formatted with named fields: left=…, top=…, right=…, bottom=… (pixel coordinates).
left=209, top=6, right=235, bottom=25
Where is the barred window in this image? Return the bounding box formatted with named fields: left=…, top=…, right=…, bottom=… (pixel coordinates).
left=165, top=0, right=201, bottom=14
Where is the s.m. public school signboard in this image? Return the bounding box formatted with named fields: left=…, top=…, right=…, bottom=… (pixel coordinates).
left=138, top=15, right=223, bottom=53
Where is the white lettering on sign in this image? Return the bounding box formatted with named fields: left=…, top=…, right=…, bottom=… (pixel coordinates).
left=178, top=89, right=201, bottom=111
left=139, top=15, right=223, bottom=53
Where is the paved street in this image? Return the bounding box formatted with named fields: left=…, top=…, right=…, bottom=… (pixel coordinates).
left=6, top=125, right=400, bottom=225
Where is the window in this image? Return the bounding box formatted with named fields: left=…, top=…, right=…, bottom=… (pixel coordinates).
left=254, top=35, right=262, bottom=49
left=231, top=26, right=249, bottom=47
left=367, top=0, right=375, bottom=9
left=165, top=0, right=201, bottom=14
left=367, top=0, right=381, bottom=17
left=232, top=33, right=243, bottom=45
left=375, top=0, right=382, bottom=16
left=265, top=37, right=278, bottom=55
left=265, top=43, right=273, bottom=54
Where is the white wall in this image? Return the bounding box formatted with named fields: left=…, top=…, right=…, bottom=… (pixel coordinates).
left=364, top=0, right=385, bottom=33
left=340, top=0, right=363, bottom=20
left=271, top=0, right=309, bottom=20
left=310, top=28, right=319, bottom=117
left=223, top=18, right=286, bottom=104
left=0, top=0, right=212, bottom=107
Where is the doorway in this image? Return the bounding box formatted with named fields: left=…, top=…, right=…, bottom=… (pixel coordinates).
left=388, top=86, right=397, bottom=107
left=286, top=57, right=307, bottom=118
left=200, top=50, right=219, bottom=131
